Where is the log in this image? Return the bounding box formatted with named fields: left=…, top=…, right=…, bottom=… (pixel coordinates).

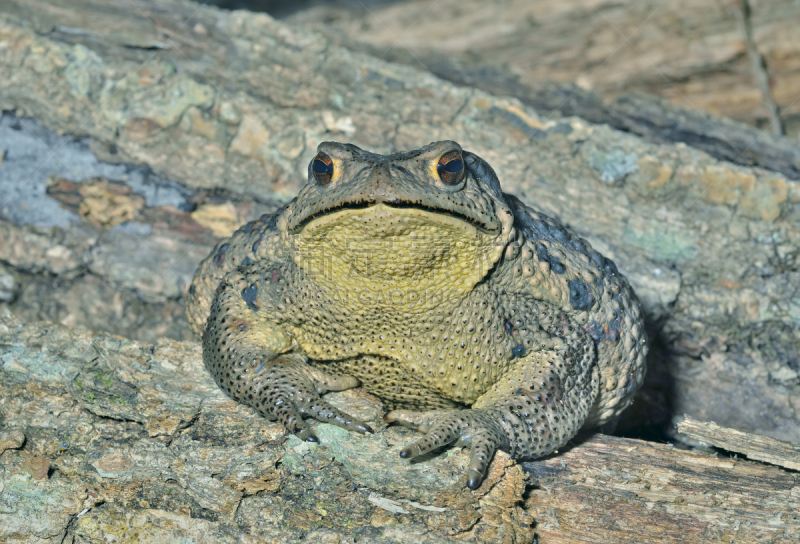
left=524, top=432, right=800, bottom=544
left=0, top=0, right=799, bottom=542
left=291, top=1, right=800, bottom=180
left=1, top=318, right=798, bottom=543
left=676, top=415, right=800, bottom=472
left=289, top=0, right=800, bottom=139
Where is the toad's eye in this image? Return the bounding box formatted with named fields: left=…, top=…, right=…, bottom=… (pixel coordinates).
left=312, top=152, right=334, bottom=185
left=436, top=150, right=465, bottom=185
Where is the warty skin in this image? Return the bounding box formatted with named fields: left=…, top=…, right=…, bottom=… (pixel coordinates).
left=186, top=140, right=648, bottom=489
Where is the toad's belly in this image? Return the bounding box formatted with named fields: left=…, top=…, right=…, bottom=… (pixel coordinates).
left=296, top=328, right=516, bottom=403
left=291, top=314, right=521, bottom=405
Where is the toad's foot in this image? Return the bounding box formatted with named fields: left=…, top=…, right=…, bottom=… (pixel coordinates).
left=237, top=355, right=372, bottom=443
left=385, top=409, right=509, bottom=490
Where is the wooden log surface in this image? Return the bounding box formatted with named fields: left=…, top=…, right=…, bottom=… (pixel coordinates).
left=676, top=415, right=800, bottom=471
left=0, top=0, right=799, bottom=542
left=1, top=318, right=798, bottom=543
left=291, top=0, right=800, bottom=180
left=289, top=0, right=800, bottom=139
left=524, top=432, right=800, bottom=544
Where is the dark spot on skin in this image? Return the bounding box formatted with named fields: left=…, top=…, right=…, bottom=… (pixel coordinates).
left=549, top=225, right=569, bottom=244
left=242, top=256, right=255, bottom=266
left=586, top=322, right=604, bottom=341
left=568, top=277, right=594, bottom=311
left=250, top=218, right=274, bottom=254
left=535, top=243, right=550, bottom=263
left=213, top=243, right=230, bottom=267
left=242, top=284, right=259, bottom=311
left=188, top=284, right=196, bottom=295
left=263, top=212, right=280, bottom=231
left=571, top=239, right=587, bottom=255
left=504, top=319, right=526, bottom=358
left=535, top=243, right=566, bottom=274
left=607, top=307, right=623, bottom=343
left=603, top=257, right=619, bottom=276
left=240, top=220, right=262, bottom=234
left=585, top=319, right=621, bottom=346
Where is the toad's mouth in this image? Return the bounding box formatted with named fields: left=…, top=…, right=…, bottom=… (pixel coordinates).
left=289, top=199, right=495, bottom=235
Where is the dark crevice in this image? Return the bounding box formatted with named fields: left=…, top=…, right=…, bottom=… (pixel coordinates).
left=195, top=0, right=408, bottom=19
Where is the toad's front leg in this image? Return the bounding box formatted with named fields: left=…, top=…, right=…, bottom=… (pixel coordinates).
left=203, top=275, right=372, bottom=442
left=386, top=336, right=598, bottom=489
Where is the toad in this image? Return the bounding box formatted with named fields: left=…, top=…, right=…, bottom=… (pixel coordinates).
left=186, top=141, right=647, bottom=489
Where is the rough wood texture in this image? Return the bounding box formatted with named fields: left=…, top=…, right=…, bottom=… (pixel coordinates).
left=291, top=0, right=800, bottom=180
left=0, top=0, right=799, bottom=542
left=676, top=415, right=800, bottom=471
left=290, top=0, right=800, bottom=139
left=524, top=432, right=800, bottom=544
left=2, top=318, right=798, bottom=544
left=409, top=60, right=800, bottom=181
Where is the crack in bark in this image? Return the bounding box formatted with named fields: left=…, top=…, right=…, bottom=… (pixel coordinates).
left=737, top=0, right=784, bottom=136
left=163, top=398, right=205, bottom=447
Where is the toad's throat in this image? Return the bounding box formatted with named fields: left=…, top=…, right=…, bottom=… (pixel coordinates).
left=291, top=204, right=502, bottom=308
